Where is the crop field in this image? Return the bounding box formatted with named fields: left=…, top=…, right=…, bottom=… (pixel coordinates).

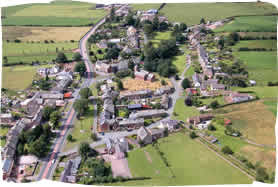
left=2, top=26, right=91, bottom=42
left=3, top=41, right=78, bottom=56
left=160, top=2, right=277, bottom=26
left=130, top=3, right=162, bottom=11
left=234, top=51, right=277, bottom=86
left=232, top=40, right=277, bottom=50
left=2, top=1, right=107, bottom=26
left=237, top=32, right=277, bottom=38
left=215, top=16, right=277, bottom=32
left=2, top=64, right=52, bottom=90
left=215, top=100, right=276, bottom=146
left=172, top=97, right=200, bottom=121
left=114, top=133, right=251, bottom=185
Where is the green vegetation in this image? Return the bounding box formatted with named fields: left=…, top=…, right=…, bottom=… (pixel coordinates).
left=172, top=52, right=187, bottom=76
left=130, top=4, right=162, bottom=11
left=234, top=51, right=277, bottom=85
left=150, top=31, right=172, bottom=47
left=2, top=1, right=107, bottom=26
left=215, top=16, right=277, bottom=32
left=117, top=133, right=251, bottom=185
left=232, top=40, right=277, bottom=50
left=160, top=2, right=277, bottom=26
left=172, top=97, right=200, bottom=121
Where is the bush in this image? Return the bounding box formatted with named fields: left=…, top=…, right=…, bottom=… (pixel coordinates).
left=256, top=167, right=269, bottom=182
left=189, top=131, right=197, bottom=139
left=208, top=124, right=216, bottom=131
left=67, top=134, right=74, bottom=142
left=221, top=146, right=233, bottom=155
left=181, top=78, right=190, bottom=89
left=209, top=100, right=219, bottom=109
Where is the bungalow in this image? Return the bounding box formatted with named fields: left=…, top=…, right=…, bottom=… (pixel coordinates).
left=187, top=114, right=214, bottom=125
left=129, top=109, right=167, bottom=119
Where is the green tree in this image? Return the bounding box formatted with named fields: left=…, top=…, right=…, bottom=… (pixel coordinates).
left=221, top=146, right=233, bottom=155
left=117, top=80, right=124, bottom=90
left=200, top=18, right=206, bottom=24
left=256, top=167, right=269, bottom=182
left=144, top=24, right=153, bottom=36
left=42, top=106, right=55, bottom=121
left=67, top=134, right=74, bottom=142
left=152, top=15, right=159, bottom=31
left=125, top=11, right=135, bottom=25
left=74, top=62, right=87, bottom=77
left=73, top=99, right=89, bottom=116
left=91, top=133, right=98, bottom=141
left=181, top=78, right=190, bottom=89
left=73, top=52, right=82, bottom=61
left=79, top=142, right=91, bottom=159
left=56, top=52, right=67, bottom=64
left=80, top=87, right=92, bottom=99
left=3, top=56, right=8, bottom=64
left=208, top=124, right=216, bottom=131
left=190, top=131, right=197, bottom=139
left=50, top=111, right=61, bottom=128
left=210, top=100, right=219, bottom=109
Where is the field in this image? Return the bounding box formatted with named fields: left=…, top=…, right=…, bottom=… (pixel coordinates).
left=215, top=16, right=277, bottom=32
left=130, top=3, right=162, bottom=11
left=122, top=76, right=172, bottom=92
left=150, top=31, right=173, bottom=47
left=232, top=40, right=277, bottom=50
left=114, top=133, right=252, bottom=185
left=2, top=1, right=107, bottom=26
left=172, top=97, right=200, bottom=121
left=172, top=53, right=186, bottom=76
left=2, top=26, right=91, bottom=42
left=234, top=51, right=277, bottom=86
left=160, top=2, right=277, bottom=26
left=214, top=100, right=276, bottom=146
left=2, top=65, right=52, bottom=90
left=63, top=105, right=95, bottom=152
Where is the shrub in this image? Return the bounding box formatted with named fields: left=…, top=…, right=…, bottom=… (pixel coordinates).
left=221, top=146, right=233, bottom=155
left=189, top=131, right=197, bottom=139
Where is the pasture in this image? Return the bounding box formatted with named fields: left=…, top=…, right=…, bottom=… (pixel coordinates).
left=2, top=26, right=91, bottom=42
left=234, top=51, right=277, bottom=86
left=215, top=16, right=277, bottom=32
left=131, top=3, right=162, bottom=11
left=172, top=97, right=200, bottom=121
left=2, top=1, right=107, bottom=26
left=115, top=133, right=252, bottom=185
left=160, top=2, right=277, bottom=26
left=232, top=40, right=277, bottom=50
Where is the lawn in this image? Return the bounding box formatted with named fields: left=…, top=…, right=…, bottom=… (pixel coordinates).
left=114, top=133, right=252, bottom=185
left=172, top=53, right=186, bottom=76
left=2, top=26, right=92, bottom=42
left=200, top=96, right=225, bottom=106
left=172, top=97, right=200, bottom=122
left=2, top=64, right=53, bottom=90
left=214, top=100, right=276, bottom=146
left=150, top=31, right=173, bottom=47
left=130, top=3, right=162, bottom=11
left=234, top=51, right=277, bottom=86
left=215, top=16, right=277, bottom=32
left=183, top=65, right=194, bottom=78
left=2, top=1, right=107, bottom=26
left=232, top=40, right=277, bottom=50
left=63, top=105, right=95, bottom=152
left=3, top=41, right=78, bottom=56
left=160, top=2, right=277, bottom=26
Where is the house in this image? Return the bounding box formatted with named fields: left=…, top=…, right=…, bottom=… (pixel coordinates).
left=56, top=100, right=66, bottom=107
left=117, top=60, right=129, bottom=72
left=122, top=46, right=132, bottom=54
left=185, top=88, right=198, bottom=96
left=210, top=83, right=225, bottom=91
left=187, top=114, right=214, bottom=125
left=129, top=109, right=167, bottom=119
left=120, top=89, right=153, bottom=100
left=154, top=86, right=174, bottom=96
left=64, top=92, right=72, bottom=99
left=117, top=118, right=144, bottom=130
left=146, top=73, right=155, bottom=82
left=135, top=70, right=148, bottom=80
left=0, top=113, right=13, bottom=125
left=108, top=38, right=121, bottom=43
left=159, top=119, right=179, bottom=131
left=127, top=26, right=137, bottom=37
left=161, top=94, right=169, bottom=109
left=147, top=9, right=158, bottom=14
left=41, top=93, right=64, bottom=100
left=97, top=40, right=108, bottom=48
left=192, top=73, right=201, bottom=88
left=105, top=137, right=129, bottom=159
left=137, top=126, right=152, bottom=145
left=249, top=80, right=256, bottom=86
left=225, top=93, right=252, bottom=104
left=60, top=156, right=81, bottom=183
left=149, top=128, right=164, bottom=140
left=127, top=104, right=142, bottom=110
left=2, top=158, right=14, bottom=180
left=96, top=61, right=112, bottom=73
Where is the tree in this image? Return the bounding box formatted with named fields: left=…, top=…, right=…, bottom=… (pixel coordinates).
left=117, top=80, right=124, bottom=90
left=200, top=18, right=206, bottom=24
left=125, top=11, right=135, bottom=25
left=190, top=131, right=197, bottom=139
left=159, top=22, right=169, bottom=31
left=144, top=23, right=153, bottom=36
left=74, top=62, right=87, bottom=77
left=163, top=128, right=169, bottom=137
left=185, top=96, right=192, bottom=106
left=179, top=23, right=187, bottom=31
left=91, top=133, right=98, bottom=141
left=210, top=100, right=219, bottom=109
left=152, top=15, right=159, bottom=31
left=105, top=48, right=120, bottom=59
left=73, top=99, right=89, bottom=116
left=161, top=79, right=167, bottom=86
left=221, top=146, right=233, bottom=155
left=208, top=124, right=216, bottom=131
left=256, top=167, right=269, bottom=182
left=56, top=52, right=67, bottom=63
left=3, top=56, right=8, bottom=64
left=50, top=111, right=61, bottom=128
left=73, top=52, right=82, bottom=61
left=79, top=142, right=91, bottom=159
left=67, top=134, right=74, bottom=142
left=181, top=78, right=190, bottom=89
left=42, top=106, right=55, bottom=121
left=110, top=6, right=115, bottom=21
left=80, top=87, right=92, bottom=99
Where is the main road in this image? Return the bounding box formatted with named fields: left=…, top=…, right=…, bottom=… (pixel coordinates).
left=36, top=17, right=107, bottom=181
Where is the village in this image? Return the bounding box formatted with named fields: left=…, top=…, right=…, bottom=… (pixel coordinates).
left=1, top=1, right=277, bottom=185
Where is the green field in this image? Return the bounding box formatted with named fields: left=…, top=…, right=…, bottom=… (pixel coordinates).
left=172, top=52, right=186, bottom=76
left=2, top=64, right=53, bottom=90
left=234, top=51, right=277, bottom=85
left=172, top=97, right=200, bottom=121
left=150, top=31, right=173, bottom=47
left=2, top=1, right=107, bottom=26
left=63, top=105, right=95, bottom=152
left=215, top=16, right=277, bottom=32
left=115, top=133, right=252, bottom=185
left=232, top=40, right=277, bottom=50
left=131, top=3, right=162, bottom=11
left=3, top=42, right=78, bottom=56
left=160, top=2, right=277, bottom=26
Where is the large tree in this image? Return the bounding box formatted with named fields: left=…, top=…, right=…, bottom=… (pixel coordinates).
left=74, top=62, right=87, bottom=77
left=56, top=52, right=67, bottom=63
left=144, top=23, right=153, bottom=36
left=79, top=87, right=92, bottom=99
left=181, top=78, right=190, bottom=89
left=73, top=99, right=89, bottom=116
left=73, top=52, right=82, bottom=61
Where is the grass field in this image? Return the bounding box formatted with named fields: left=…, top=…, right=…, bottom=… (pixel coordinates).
left=215, top=16, right=277, bottom=32
left=2, top=1, right=107, bottom=26
left=130, top=3, right=162, bottom=11
left=2, top=26, right=91, bottom=42
left=215, top=100, right=276, bottom=146
left=63, top=105, right=95, bottom=152
left=2, top=64, right=53, bottom=90
left=172, top=97, right=200, bottom=121
left=234, top=51, right=277, bottom=86
left=150, top=31, right=173, bottom=47
left=160, top=2, right=277, bottom=26
left=114, top=133, right=252, bottom=185
left=172, top=53, right=186, bottom=76
left=232, top=40, right=277, bottom=50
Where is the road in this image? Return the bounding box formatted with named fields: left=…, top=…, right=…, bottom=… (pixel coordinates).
left=36, top=17, right=107, bottom=181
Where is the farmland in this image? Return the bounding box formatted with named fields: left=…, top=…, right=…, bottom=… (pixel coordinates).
left=160, top=2, right=277, bottom=26
left=234, top=51, right=277, bottom=85
left=131, top=3, right=162, bottom=11
left=114, top=133, right=251, bottom=185
left=215, top=16, right=277, bottom=32
left=2, top=26, right=92, bottom=42
left=1, top=1, right=107, bottom=26
left=232, top=40, right=277, bottom=50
